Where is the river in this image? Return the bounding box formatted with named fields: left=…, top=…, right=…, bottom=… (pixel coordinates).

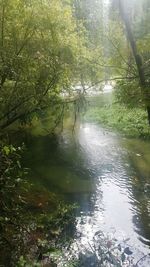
left=23, top=116, right=150, bottom=266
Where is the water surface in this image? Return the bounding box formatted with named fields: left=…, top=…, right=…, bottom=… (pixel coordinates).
left=24, top=122, right=150, bottom=265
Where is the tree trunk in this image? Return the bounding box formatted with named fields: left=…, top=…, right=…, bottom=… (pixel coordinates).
left=147, top=106, right=150, bottom=125
left=119, top=0, right=150, bottom=124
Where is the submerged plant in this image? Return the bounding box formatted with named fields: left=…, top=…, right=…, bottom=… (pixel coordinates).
left=49, top=230, right=150, bottom=267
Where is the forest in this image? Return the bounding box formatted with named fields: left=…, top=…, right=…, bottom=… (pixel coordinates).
left=0, top=0, right=150, bottom=266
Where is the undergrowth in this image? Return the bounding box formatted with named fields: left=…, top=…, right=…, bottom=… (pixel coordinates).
left=84, top=104, right=150, bottom=139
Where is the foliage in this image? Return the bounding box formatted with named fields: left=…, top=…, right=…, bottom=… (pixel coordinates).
left=0, top=142, right=77, bottom=266
left=0, top=143, right=29, bottom=265
left=72, top=0, right=103, bottom=46
left=0, top=0, right=149, bottom=128
left=84, top=102, right=150, bottom=139
left=109, top=0, right=150, bottom=122
left=0, top=0, right=94, bottom=130
left=114, top=80, right=143, bottom=108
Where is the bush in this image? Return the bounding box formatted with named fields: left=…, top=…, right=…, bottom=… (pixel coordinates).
left=0, top=144, right=77, bottom=266
left=84, top=103, right=150, bottom=139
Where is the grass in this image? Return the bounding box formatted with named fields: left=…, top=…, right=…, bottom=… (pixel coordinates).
left=84, top=103, right=150, bottom=139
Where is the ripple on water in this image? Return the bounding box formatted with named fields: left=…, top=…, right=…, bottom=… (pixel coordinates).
left=68, top=123, right=150, bottom=264
left=25, top=122, right=150, bottom=265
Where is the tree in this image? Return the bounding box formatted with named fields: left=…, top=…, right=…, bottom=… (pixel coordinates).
left=0, top=0, right=90, bottom=130
left=111, top=0, right=150, bottom=124
left=118, top=0, right=150, bottom=124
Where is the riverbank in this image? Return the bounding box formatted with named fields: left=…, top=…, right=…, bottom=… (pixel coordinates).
left=84, top=103, right=150, bottom=139
left=0, top=142, right=77, bottom=267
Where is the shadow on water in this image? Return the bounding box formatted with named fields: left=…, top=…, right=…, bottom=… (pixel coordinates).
left=21, top=122, right=150, bottom=265
left=23, top=133, right=94, bottom=195
left=122, top=138, right=150, bottom=246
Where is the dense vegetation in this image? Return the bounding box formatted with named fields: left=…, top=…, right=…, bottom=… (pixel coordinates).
left=0, top=0, right=150, bottom=265
left=85, top=100, right=150, bottom=139
left=0, top=0, right=84, bottom=130
left=0, top=0, right=149, bottom=130
left=85, top=0, right=150, bottom=139
left=0, top=142, right=77, bottom=266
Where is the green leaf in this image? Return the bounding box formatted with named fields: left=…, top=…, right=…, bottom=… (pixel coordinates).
left=3, top=146, right=10, bottom=155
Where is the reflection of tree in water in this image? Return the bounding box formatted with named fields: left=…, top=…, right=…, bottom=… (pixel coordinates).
left=127, top=157, right=150, bottom=245
left=24, top=133, right=95, bottom=179
left=53, top=231, right=150, bottom=266
left=132, top=182, right=150, bottom=246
